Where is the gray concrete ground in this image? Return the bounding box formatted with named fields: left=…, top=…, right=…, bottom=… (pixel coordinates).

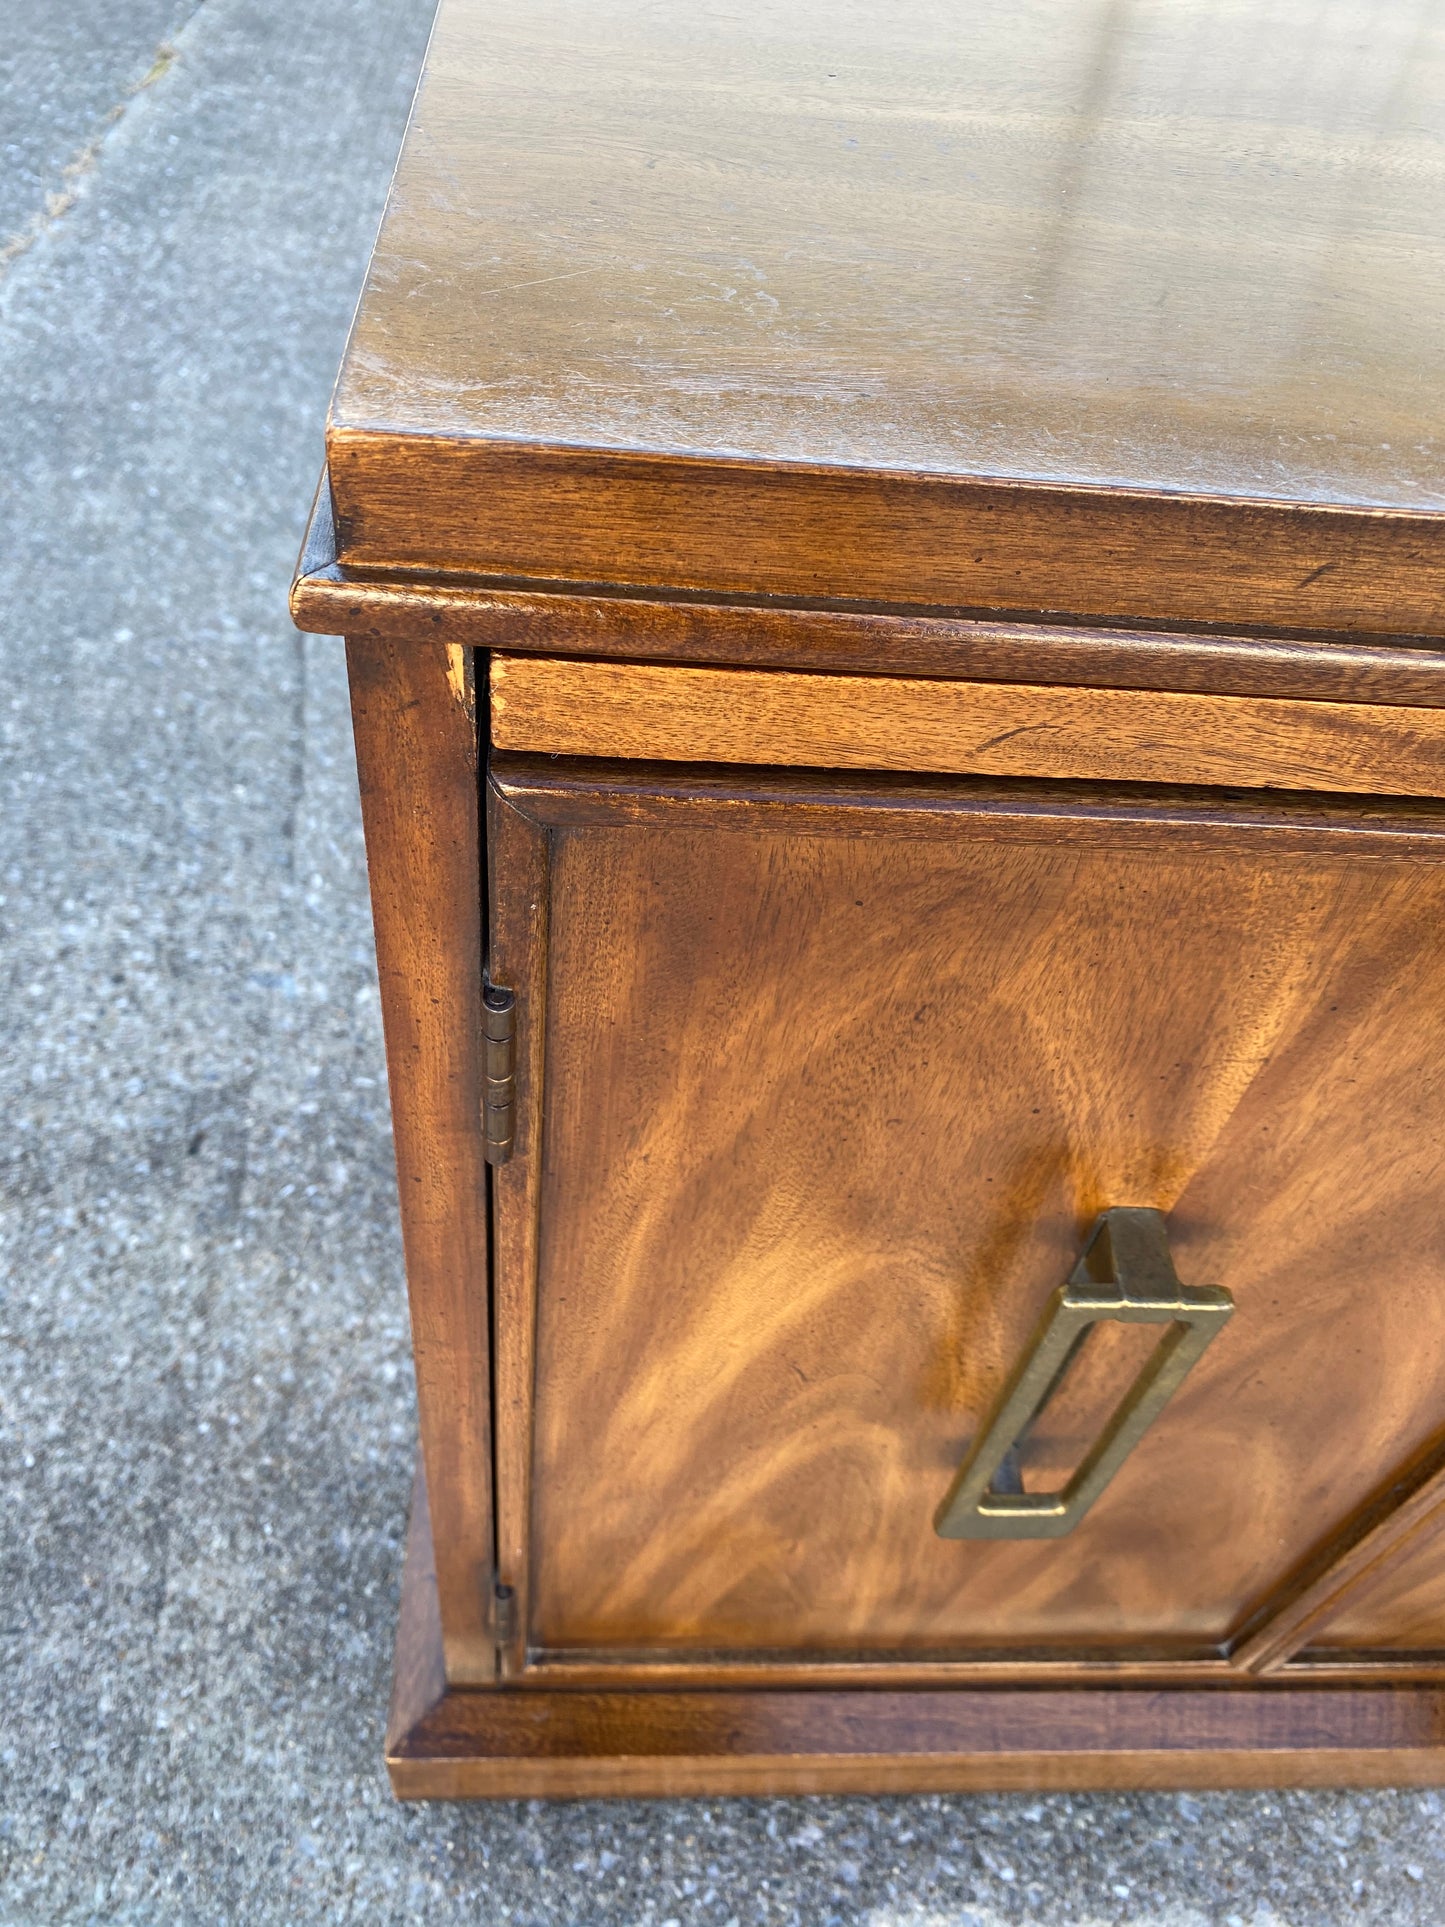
left=1, top=2, right=1444, bottom=1921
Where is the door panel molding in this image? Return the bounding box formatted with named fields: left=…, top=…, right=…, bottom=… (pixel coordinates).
left=1230, top=1442, right=1445, bottom=1674
left=489, top=754, right=1445, bottom=1677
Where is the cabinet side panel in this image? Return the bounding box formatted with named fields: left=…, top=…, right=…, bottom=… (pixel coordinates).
left=347, top=637, right=494, bottom=1684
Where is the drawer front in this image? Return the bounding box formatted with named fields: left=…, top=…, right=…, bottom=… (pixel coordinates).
left=490, top=653, right=1445, bottom=798
left=487, top=758, right=1445, bottom=1675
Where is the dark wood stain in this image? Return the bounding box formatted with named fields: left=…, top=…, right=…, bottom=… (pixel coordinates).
left=320, top=0, right=1445, bottom=1797
left=295, top=565, right=1445, bottom=710
left=324, top=0, right=1445, bottom=632
left=347, top=637, right=495, bottom=1685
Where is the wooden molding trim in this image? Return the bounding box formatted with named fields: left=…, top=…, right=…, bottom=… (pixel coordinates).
left=513, top=1652, right=1445, bottom=1689
left=489, top=755, right=1445, bottom=861
left=291, top=483, right=1445, bottom=709
left=1232, top=1451, right=1445, bottom=1676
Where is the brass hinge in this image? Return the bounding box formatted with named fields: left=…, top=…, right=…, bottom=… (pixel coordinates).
left=483, top=976, right=516, bottom=1165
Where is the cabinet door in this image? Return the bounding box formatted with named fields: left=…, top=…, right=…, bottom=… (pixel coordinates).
left=487, top=756, right=1445, bottom=1680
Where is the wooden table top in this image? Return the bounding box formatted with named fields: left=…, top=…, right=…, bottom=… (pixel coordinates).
left=327, top=0, right=1445, bottom=636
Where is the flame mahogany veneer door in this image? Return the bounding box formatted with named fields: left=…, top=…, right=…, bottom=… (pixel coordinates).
left=486, top=756, right=1445, bottom=1676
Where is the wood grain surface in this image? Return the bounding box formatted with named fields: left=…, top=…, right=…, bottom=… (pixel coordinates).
left=1312, top=1532, right=1445, bottom=1653
left=488, top=757, right=1445, bottom=1666
left=328, top=0, right=1445, bottom=630
left=490, top=655, right=1445, bottom=797
left=347, top=638, right=495, bottom=1685
left=390, top=1683, right=1445, bottom=1799
left=386, top=1457, right=448, bottom=1756
left=329, top=441, right=1445, bottom=639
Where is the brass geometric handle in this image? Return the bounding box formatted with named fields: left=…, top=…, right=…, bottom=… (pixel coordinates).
left=934, top=1208, right=1233, bottom=1540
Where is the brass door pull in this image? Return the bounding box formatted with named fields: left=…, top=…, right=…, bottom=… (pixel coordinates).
left=934, top=1208, right=1233, bottom=1540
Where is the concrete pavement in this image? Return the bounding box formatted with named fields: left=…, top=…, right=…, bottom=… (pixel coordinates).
left=2, top=3, right=1444, bottom=1921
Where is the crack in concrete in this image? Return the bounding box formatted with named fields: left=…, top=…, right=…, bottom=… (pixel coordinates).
left=0, top=24, right=197, bottom=281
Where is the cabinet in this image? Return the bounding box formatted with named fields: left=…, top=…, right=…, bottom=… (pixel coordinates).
left=292, top=0, right=1445, bottom=1794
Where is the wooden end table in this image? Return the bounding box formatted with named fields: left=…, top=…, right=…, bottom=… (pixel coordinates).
left=292, top=0, right=1445, bottom=1797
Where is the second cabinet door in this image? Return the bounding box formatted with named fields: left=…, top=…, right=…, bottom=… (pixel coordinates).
left=487, top=756, right=1445, bottom=1673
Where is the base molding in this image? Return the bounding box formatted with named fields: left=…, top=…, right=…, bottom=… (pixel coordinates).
left=389, top=1692, right=1445, bottom=1801
left=388, top=1473, right=1445, bottom=1799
